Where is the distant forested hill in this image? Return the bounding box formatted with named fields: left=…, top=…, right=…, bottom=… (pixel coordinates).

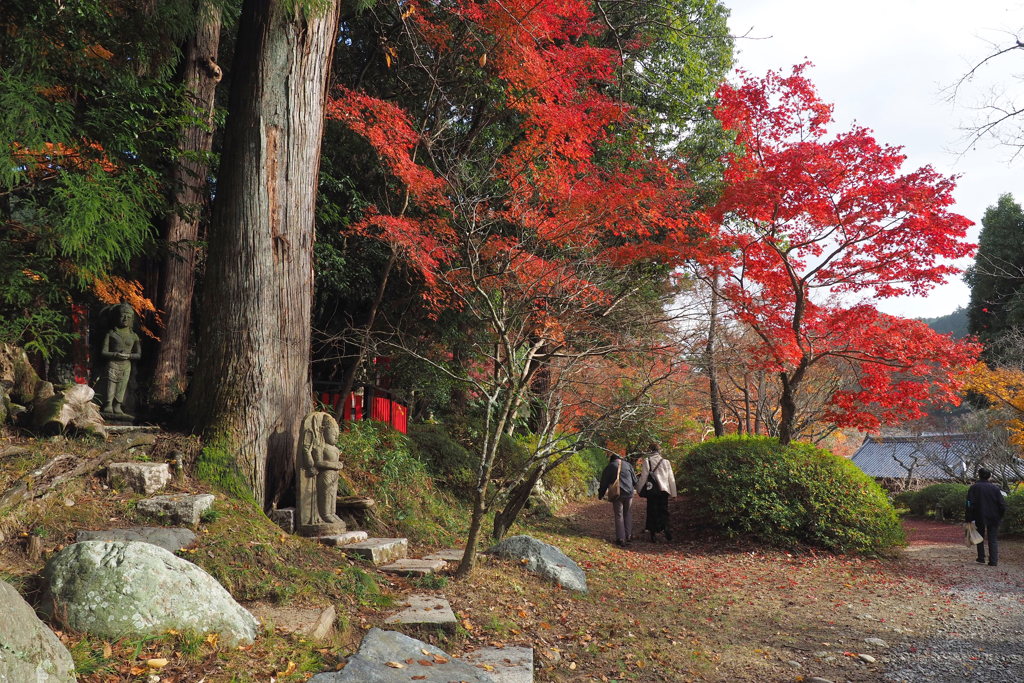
left=920, top=307, right=969, bottom=339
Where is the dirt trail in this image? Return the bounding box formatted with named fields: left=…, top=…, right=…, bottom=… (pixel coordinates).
left=558, top=499, right=1024, bottom=681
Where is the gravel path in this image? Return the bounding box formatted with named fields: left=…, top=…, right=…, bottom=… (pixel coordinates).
left=884, top=520, right=1024, bottom=682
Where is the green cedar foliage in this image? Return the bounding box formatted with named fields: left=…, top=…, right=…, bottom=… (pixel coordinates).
left=0, top=0, right=197, bottom=356
left=682, top=436, right=905, bottom=553
left=965, top=193, right=1024, bottom=354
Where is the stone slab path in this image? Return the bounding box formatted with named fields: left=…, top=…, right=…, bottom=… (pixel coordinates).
left=340, top=538, right=408, bottom=565
left=384, top=593, right=457, bottom=630
left=462, top=646, right=535, bottom=683
left=422, top=548, right=465, bottom=562
left=379, top=558, right=446, bottom=576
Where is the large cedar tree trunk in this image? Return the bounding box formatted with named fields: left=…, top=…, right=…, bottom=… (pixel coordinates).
left=187, top=0, right=341, bottom=506
left=151, top=0, right=222, bottom=406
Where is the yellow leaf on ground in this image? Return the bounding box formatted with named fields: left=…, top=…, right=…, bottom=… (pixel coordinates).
left=146, top=658, right=169, bottom=669
left=385, top=661, right=405, bottom=668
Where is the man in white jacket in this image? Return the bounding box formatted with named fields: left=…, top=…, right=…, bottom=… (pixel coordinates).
left=636, top=443, right=677, bottom=542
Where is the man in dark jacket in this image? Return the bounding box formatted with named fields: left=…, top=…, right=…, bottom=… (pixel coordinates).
left=598, top=453, right=638, bottom=547
left=965, top=467, right=1007, bottom=566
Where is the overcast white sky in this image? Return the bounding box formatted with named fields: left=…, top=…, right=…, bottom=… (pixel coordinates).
left=725, top=0, right=1024, bottom=319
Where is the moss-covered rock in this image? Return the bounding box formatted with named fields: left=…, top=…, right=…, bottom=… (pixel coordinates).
left=42, top=540, right=258, bottom=645
left=0, top=579, right=76, bottom=682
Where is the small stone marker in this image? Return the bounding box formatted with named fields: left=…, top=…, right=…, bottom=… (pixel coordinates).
left=384, top=594, right=457, bottom=631
left=340, top=538, right=407, bottom=565
left=463, top=646, right=534, bottom=683
left=75, top=527, right=196, bottom=554
left=269, top=507, right=295, bottom=534
left=317, top=531, right=368, bottom=547
left=250, top=604, right=336, bottom=642
left=422, top=548, right=465, bottom=562
left=379, top=558, right=446, bottom=576
left=136, top=493, right=215, bottom=526
left=106, top=462, right=171, bottom=494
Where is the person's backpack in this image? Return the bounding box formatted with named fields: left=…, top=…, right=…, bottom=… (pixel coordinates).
left=638, top=458, right=666, bottom=498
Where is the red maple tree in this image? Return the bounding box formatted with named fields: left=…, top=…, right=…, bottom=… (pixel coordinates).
left=326, top=0, right=715, bottom=571
left=709, top=65, right=980, bottom=443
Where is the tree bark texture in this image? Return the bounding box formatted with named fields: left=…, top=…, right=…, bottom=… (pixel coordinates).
left=151, top=0, right=223, bottom=406
left=187, top=0, right=341, bottom=506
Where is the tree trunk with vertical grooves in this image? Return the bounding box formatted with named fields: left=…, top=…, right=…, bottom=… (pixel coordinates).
left=151, top=0, right=222, bottom=407
left=187, top=0, right=341, bottom=507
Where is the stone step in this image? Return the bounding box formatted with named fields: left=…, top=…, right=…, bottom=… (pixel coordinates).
left=462, top=646, right=534, bottom=683
left=379, top=558, right=446, bottom=576
left=317, top=531, right=368, bottom=547
left=339, top=537, right=407, bottom=565
left=383, top=594, right=457, bottom=631
left=422, top=548, right=465, bottom=562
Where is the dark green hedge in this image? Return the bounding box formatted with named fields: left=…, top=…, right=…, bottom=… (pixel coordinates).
left=900, top=483, right=968, bottom=518
left=681, top=436, right=905, bottom=553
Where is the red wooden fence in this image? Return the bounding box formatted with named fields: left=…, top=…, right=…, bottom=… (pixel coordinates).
left=316, top=386, right=407, bottom=434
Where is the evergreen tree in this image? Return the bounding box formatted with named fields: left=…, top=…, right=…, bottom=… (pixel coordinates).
left=965, top=194, right=1024, bottom=355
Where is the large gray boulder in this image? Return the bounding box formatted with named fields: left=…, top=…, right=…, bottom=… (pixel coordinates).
left=41, top=541, right=257, bottom=645
left=0, top=580, right=76, bottom=682
left=488, top=535, right=587, bottom=593
left=310, top=628, right=494, bottom=682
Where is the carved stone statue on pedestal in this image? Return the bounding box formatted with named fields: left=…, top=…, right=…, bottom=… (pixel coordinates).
left=99, top=303, right=141, bottom=420
left=296, top=411, right=347, bottom=536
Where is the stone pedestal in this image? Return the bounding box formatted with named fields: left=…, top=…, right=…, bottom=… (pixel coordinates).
left=297, top=522, right=347, bottom=538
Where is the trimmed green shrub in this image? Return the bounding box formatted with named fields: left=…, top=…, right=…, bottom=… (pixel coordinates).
left=681, top=436, right=905, bottom=553
left=909, top=483, right=965, bottom=517
left=892, top=489, right=917, bottom=511
left=936, top=484, right=969, bottom=520
left=1004, top=491, right=1024, bottom=535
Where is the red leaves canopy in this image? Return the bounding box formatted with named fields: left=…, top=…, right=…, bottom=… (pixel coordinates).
left=711, top=65, right=979, bottom=434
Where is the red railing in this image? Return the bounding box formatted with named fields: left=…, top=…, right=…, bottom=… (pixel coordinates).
left=315, top=385, right=407, bottom=434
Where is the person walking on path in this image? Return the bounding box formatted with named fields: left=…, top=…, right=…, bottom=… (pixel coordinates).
left=636, top=442, right=677, bottom=542
left=598, top=452, right=638, bottom=547
left=966, top=467, right=1007, bottom=566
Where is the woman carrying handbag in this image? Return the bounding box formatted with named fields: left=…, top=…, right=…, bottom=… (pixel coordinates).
left=636, top=442, right=677, bottom=542
left=598, top=452, right=639, bottom=547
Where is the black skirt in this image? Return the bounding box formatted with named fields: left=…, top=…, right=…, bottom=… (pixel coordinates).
left=645, top=491, right=670, bottom=532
